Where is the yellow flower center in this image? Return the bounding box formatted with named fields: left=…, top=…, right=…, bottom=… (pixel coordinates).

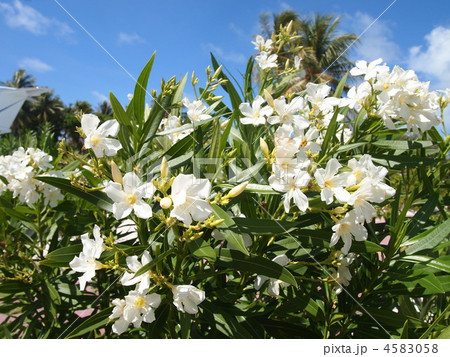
left=126, top=193, right=137, bottom=205
left=339, top=222, right=351, bottom=235
left=90, top=134, right=102, bottom=147
left=135, top=297, right=145, bottom=308
left=324, top=179, right=333, bottom=188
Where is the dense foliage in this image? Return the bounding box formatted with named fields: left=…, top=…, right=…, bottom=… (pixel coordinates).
left=0, top=26, right=449, bottom=339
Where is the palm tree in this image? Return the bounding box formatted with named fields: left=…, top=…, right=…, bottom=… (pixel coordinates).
left=96, top=100, right=113, bottom=119
left=32, top=92, right=64, bottom=133
left=297, top=14, right=357, bottom=85
left=1, top=69, right=36, bottom=88
left=260, top=11, right=358, bottom=92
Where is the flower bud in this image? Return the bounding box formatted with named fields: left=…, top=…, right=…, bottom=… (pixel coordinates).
left=227, top=181, right=248, bottom=198
left=160, top=157, right=169, bottom=180
left=260, top=137, right=269, bottom=157
left=213, top=65, right=222, bottom=79
left=110, top=161, right=123, bottom=184
left=160, top=197, right=172, bottom=209
left=333, top=206, right=347, bottom=215
left=264, top=89, right=274, bottom=108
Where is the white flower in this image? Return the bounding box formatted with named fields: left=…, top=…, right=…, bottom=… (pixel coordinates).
left=341, top=81, right=371, bottom=110
left=314, top=158, right=351, bottom=204
left=269, top=171, right=310, bottom=213
left=255, top=51, right=278, bottom=70
left=109, top=298, right=128, bottom=335
left=330, top=253, right=356, bottom=294
left=346, top=185, right=378, bottom=223
left=252, top=35, right=273, bottom=52
left=330, top=211, right=367, bottom=254
left=121, top=251, right=152, bottom=293
left=104, top=172, right=155, bottom=220
left=170, top=174, right=212, bottom=226
left=26, top=148, right=53, bottom=170
left=172, top=285, right=205, bottom=314
left=109, top=291, right=161, bottom=335
left=69, top=225, right=105, bottom=291
left=350, top=58, right=389, bottom=80
left=160, top=115, right=193, bottom=143
left=254, top=255, right=290, bottom=296
left=81, top=114, right=122, bottom=158
left=268, top=96, right=309, bottom=129
left=239, top=95, right=273, bottom=126
left=182, top=98, right=212, bottom=122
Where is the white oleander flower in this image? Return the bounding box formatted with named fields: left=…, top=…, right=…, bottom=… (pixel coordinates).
left=350, top=58, right=389, bottom=80
left=330, top=211, right=367, bottom=254
left=182, top=98, right=212, bottom=122
left=170, top=174, right=212, bottom=226
left=330, top=253, right=357, bottom=294
left=172, top=285, right=205, bottom=314
left=269, top=170, right=310, bottom=213
left=121, top=251, right=152, bottom=293
left=255, top=51, right=278, bottom=70
left=254, top=255, right=290, bottom=296
left=109, top=291, right=161, bottom=335
left=314, top=158, right=351, bottom=205
left=81, top=114, right=122, bottom=158
left=109, top=298, right=128, bottom=335
left=268, top=96, right=309, bottom=129
left=341, top=81, right=372, bottom=110
left=252, top=35, right=273, bottom=52
left=104, top=172, right=155, bottom=220
left=69, top=225, right=105, bottom=291
left=239, top=95, right=273, bottom=126
left=26, top=148, right=53, bottom=170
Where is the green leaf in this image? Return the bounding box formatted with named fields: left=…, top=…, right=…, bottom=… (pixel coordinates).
left=65, top=307, right=114, bottom=338
left=171, top=73, right=188, bottom=116
left=189, top=238, right=216, bottom=262
left=216, top=248, right=297, bottom=288
left=398, top=255, right=450, bottom=274
left=133, top=248, right=175, bottom=278
left=437, top=326, right=450, bottom=339
left=40, top=244, right=82, bottom=267
left=372, top=140, right=433, bottom=150
left=404, top=219, right=450, bottom=255
left=132, top=53, right=155, bottom=124
left=334, top=72, right=348, bottom=98
left=110, top=92, right=131, bottom=127
left=318, top=107, right=339, bottom=160
left=233, top=217, right=299, bottom=235
left=404, top=193, right=438, bottom=240
left=211, top=205, right=249, bottom=256
left=0, top=198, right=33, bottom=222
left=418, top=274, right=445, bottom=294
left=36, top=176, right=113, bottom=212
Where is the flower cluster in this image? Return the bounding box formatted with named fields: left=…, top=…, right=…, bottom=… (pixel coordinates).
left=350, top=58, right=442, bottom=137
left=0, top=147, right=63, bottom=206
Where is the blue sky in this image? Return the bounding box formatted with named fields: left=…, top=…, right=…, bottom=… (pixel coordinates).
left=1, top=0, right=450, bottom=111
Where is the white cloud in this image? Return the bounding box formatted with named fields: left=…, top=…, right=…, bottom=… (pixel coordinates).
left=117, top=32, right=146, bottom=45
left=203, top=43, right=246, bottom=64
left=408, top=26, right=450, bottom=90
left=407, top=26, right=450, bottom=133
left=18, top=57, right=53, bottom=72
left=0, top=0, right=73, bottom=37
left=346, top=12, right=400, bottom=64
left=92, top=91, right=109, bottom=103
